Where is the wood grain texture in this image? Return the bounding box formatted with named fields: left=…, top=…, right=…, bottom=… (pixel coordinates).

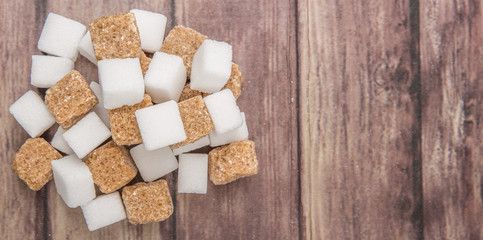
left=420, top=0, right=483, bottom=239
left=298, top=0, right=422, bottom=239
left=173, top=0, right=300, bottom=239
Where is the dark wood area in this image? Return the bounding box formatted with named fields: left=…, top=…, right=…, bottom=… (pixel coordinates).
left=1, top=0, right=482, bottom=239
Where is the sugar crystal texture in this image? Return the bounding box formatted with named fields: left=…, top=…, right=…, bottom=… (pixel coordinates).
left=190, top=39, right=232, bottom=93
left=177, top=153, right=208, bottom=194
left=85, top=141, right=138, bottom=193
left=89, top=82, right=110, bottom=128
left=9, top=90, right=55, bottom=138
left=45, top=70, right=98, bottom=129
left=135, top=100, right=186, bottom=151
left=144, top=52, right=187, bottom=103
left=12, top=138, right=62, bottom=191
left=51, top=155, right=96, bottom=208
left=98, top=58, right=145, bottom=109
left=172, top=135, right=210, bottom=156
left=130, top=144, right=178, bottom=182
left=81, top=191, right=126, bottom=231
left=202, top=63, right=243, bottom=99
left=38, top=13, right=86, bottom=60
left=30, top=55, right=74, bottom=88
left=122, top=180, right=174, bottom=224
left=209, top=112, right=249, bottom=147
left=160, top=26, right=207, bottom=77
left=78, top=31, right=97, bottom=65
left=51, top=126, right=75, bottom=155
left=89, top=12, right=142, bottom=60
left=208, top=140, right=258, bottom=185
left=178, top=84, right=202, bottom=102
left=130, top=9, right=167, bottom=52
left=63, top=112, right=111, bottom=159
left=203, top=89, right=242, bottom=134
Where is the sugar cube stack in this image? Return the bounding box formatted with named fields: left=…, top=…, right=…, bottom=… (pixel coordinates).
left=30, top=55, right=74, bottom=88
left=203, top=89, right=242, bottom=134
left=144, top=52, right=187, bottom=103
left=130, top=9, right=167, bottom=53
left=12, top=138, right=62, bottom=191
left=135, top=100, right=186, bottom=151
left=10, top=9, right=260, bottom=231
left=38, top=13, right=86, bottom=60
left=63, top=112, right=111, bottom=159
left=9, top=90, right=56, bottom=137
left=51, top=126, right=75, bottom=155
left=51, top=155, right=96, bottom=208
left=130, top=144, right=178, bottom=182
left=81, top=191, right=126, bottom=231
left=178, top=153, right=208, bottom=194
left=98, top=58, right=145, bottom=109
left=190, top=39, right=233, bottom=93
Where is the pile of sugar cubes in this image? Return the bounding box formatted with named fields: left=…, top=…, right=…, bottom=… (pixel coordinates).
left=9, top=10, right=259, bottom=231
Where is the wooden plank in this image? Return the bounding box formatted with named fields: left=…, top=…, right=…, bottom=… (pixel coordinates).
left=173, top=0, right=300, bottom=239
left=40, top=1, right=175, bottom=239
left=420, top=0, right=483, bottom=239
left=298, top=0, right=422, bottom=239
left=0, top=1, right=49, bottom=239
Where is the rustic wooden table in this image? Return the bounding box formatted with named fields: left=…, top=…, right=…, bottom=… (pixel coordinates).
left=1, top=0, right=481, bottom=239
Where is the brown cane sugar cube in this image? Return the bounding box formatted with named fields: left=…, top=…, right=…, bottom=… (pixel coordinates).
left=85, top=140, right=138, bottom=193
left=12, top=138, right=62, bottom=191
left=160, top=26, right=207, bottom=78
left=89, top=12, right=143, bottom=60
left=108, top=94, right=153, bottom=145
left=122, top=179, right=174, bottom=224
left=170, top=95, right=213, bottom=149
left=202, top=63, right=243, bottom=99
left=178, top=83, right=202, bottom=102
left=45, top=70, right=98, bottom=129
left=208, top=140, right=259, bottom=185
left=140, top=53, right=151, bottom=76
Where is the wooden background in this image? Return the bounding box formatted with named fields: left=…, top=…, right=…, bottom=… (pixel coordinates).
left=1, top=0, right=482, bottom=239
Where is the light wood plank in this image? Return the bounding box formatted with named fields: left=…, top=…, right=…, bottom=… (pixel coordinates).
left=298, top=0, right=422, bottom=239
left=420, top=0, right=483, bottom=239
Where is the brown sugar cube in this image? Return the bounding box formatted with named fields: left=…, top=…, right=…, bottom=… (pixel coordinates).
left=12, top=138, right=62, bottom=191
left=208, top=140, right=259, bottom=185
left=122, top=179, right=174, bottom=224
left=160, top=26, right=207, bottom=78
left=85, top=140, right=138, bottom=193
left=202, top=63, right=243, bottom=99
left=178, top=83, right=202, bottom=102
left=45, top=70, right=98, bottom=129
left=170, top=95, right=213, bottom=149
left=140, top=53, right=151, bottom=76
left=108, top=94, right=153, bottom=145
left=89, top=12, right=143, bottom=60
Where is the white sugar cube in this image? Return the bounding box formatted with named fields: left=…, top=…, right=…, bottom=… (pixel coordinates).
left=172, top=135, right=210, bottom=156
left=130, top=9, right=167, bottom=53
left=203, top=89, right=242, bottom=134
left=63, top=112, right=111, bottom=159
left=30, top=55, right=74, bottom=88
left=178, top=154, right=208, bottom=194
left=209, top=112, right=249, bottom=147
left=89, top=82, right=110, bottom=128
left=78, top=31, right=97, bottom=65
left=98, top=58, right=145, bottom=109
left=81, top=191, right=126, bottom=231
left=144, top=52, right=187, bottom=103
left=130, top=144, right=178, bottom=182
left=37, top=13, right=86, bottom=60
left=190, top=40, right=232, bottom=93
left=51, top=126, right=74, bottom=155
left=9, top=90, right=55, bottom=137
left=51, top=155, right=96, bottom=208
left=135, top=100, right=186, bottom=151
